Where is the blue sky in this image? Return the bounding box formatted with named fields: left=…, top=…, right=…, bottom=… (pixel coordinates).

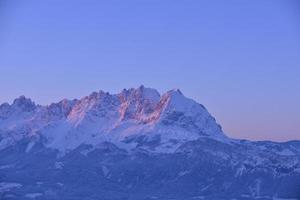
left=0, top=0, right=299, bottom=141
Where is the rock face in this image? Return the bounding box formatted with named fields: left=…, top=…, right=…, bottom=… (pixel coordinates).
left=0, top=86, right=299, bottom=200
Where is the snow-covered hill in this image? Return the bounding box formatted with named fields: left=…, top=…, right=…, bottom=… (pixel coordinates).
left=0, top=86, right=299, bottom=200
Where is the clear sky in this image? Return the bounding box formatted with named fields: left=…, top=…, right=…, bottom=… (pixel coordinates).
left=0, top=0, right=299, bottom=141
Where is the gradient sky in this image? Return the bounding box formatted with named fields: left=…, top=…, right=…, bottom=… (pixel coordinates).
left=0, top=0, right=299, bottom=141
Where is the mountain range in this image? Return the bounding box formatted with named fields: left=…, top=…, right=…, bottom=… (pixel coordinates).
left=0, top=86, right=299, bottom=200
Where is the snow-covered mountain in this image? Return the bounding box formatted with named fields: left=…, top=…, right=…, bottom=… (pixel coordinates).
left=0, top=86, right=299, bottom=200
left=0, top=86, right=225, bottom=153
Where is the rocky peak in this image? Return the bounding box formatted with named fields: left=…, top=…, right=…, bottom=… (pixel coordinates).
left=12, top=95, right=36, bottom=112
left=118, top=86, right=161, bottom=120
left=119, top=85, right=160, bottom=102
left=47, top=99, right=78, bottom=119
